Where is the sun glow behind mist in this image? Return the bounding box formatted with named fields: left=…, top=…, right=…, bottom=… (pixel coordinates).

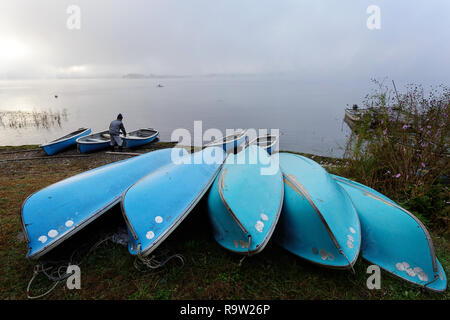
left=0, top=36, right=30, bottom=62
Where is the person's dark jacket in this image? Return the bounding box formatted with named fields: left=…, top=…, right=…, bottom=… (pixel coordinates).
left=109, top=119, right=126, bottom=136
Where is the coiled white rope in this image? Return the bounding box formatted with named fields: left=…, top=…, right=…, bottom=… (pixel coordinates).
left=27, top=264, right=72, bottom=299
left=26, top=235, right=114, bottom=299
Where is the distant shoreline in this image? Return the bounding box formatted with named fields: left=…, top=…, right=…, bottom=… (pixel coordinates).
left=0, top=73, right=284, bottom=81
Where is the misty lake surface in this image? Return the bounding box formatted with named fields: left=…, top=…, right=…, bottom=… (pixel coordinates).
left=0, top=76, right=368, bottom=157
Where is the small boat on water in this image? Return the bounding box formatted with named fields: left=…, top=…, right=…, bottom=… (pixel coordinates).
left=274, top=153, right=361, bottom=269
left=21, top=148, right=175, bottom=259
left=332, top=175, right=447, bottom=292
left=344, top=105, right=409, bottom=131
left=122, top=147, right=225, bottom=257
left=207, top=145, right=283, bottom=255
left=122, top=128, right=159, bottom=149
left=247, top=134, right=278, bottom=155
left=343, top=107, right=370, bottom=130
left=76, top=130, right=111, bottom=153
left=204, top=129, right=248, bottom=152
left=40, top=128, right=91, bottom=156
left=344, top=105, right=367, bottom=122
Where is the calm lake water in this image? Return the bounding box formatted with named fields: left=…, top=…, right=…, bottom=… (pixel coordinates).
left=0, top=76, right=369, bottom=157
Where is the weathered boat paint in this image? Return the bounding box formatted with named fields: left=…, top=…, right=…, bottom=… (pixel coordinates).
left=274, top=153, right=361, bottom=269
left=122, top=147, right=226, bottom=257
left=332, top=174, right=447, bottom=292
left=41, top=128, right=91, bottom=155
left=21, top=148, right=174, bottom=259
left=207, top=145, right=283, bottom=255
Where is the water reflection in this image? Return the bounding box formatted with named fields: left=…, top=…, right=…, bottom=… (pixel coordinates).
left=0, top=78, right=363, bottom=156
left=0, top=109, right=68, bottom=129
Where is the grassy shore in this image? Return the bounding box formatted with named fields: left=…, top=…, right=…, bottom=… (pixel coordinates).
left=0, top=142, right=448, bottom=300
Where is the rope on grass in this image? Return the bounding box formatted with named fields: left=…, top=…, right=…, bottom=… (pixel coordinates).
left=134, top=243, right=185, bottom=271
left=26, top=234, right=114, bottom=299
left=70, top=235, right=114, bottom=266
left=26, top=263, right=73, bottom=299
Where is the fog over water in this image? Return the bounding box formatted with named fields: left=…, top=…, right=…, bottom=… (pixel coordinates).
left=0, top=1, right=449, bottom=156
left=0, top=76, right=364, bottom=157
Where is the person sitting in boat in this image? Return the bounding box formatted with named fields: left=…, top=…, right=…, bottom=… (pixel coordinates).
left=109, top=113, right=127, bottom=152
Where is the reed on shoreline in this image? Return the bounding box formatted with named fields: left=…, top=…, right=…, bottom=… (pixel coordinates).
left=0, top=109, right=68, bottom=129
left=339, top=80, right=449, bottom=229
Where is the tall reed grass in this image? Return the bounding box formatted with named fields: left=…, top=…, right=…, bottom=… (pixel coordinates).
left=0, top=109, right=68, bottom=129
left=339, top=80, right=449, bottom=229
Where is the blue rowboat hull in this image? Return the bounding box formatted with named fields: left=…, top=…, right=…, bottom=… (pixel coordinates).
left=332, top=175, right=447, bottom=292
left=77, top=141, right=110, bottom=153
left=122, top=147, right=226, bottom=256
left=21, top=148, right=174, bottom=259
left=123, top=133, right=159, bottom=149
left=274, top=153, right=361, bottom=269
left=76, top=130, right=111, bottom=153
left=41, top=128, right=91, bottom=156
left=206, top=130, right=248, bottom=152
left=207, top=145, right=283, bottom=255
left=247, top=135, right=278, bottom=155
left=223, top=133, right=246, bottom=152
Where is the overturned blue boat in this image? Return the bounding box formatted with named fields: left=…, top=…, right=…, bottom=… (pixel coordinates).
left=207, top=145, right=283, bottom=255
left=274, top=153, right=361, bottom=269
left=122, top=128, right=159, bottom=149
left=122, top=147, right=225, bottom=257
left=40, top=128, right=91, bottom=156
left=76, top=130, right=111, bottom=153
left=332, top=175, right=447, bottom=292
left=21, top=148, right=174, bottom=259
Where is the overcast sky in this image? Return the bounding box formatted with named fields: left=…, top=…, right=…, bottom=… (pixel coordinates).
left=0, top=0, right=449, bottom=82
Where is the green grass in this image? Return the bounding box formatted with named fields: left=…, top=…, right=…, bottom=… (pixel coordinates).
left=0, top=145, right=40, bottom=151
left=2, top=202, right=448, bottom=300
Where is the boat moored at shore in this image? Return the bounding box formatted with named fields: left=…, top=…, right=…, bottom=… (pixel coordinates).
left=122, top=128, right=159, bottom=148
left=204, top=129, right=248, bottom=152
left=76, top=130, right=111, bottom=153
left=40, top=128, right=91, bottom=155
